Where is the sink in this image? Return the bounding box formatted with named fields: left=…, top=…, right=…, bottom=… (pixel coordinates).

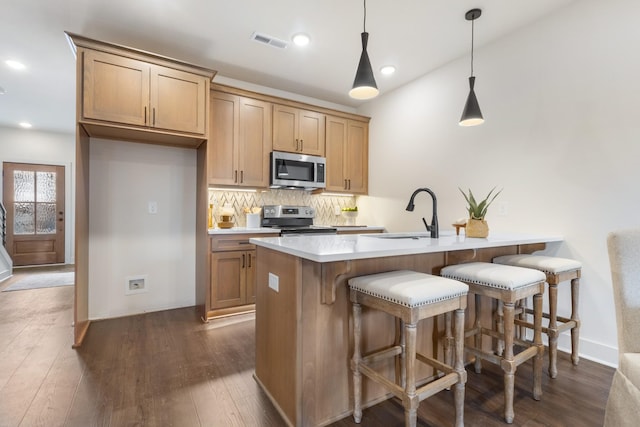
left=363, top=232, right=432, bottom=240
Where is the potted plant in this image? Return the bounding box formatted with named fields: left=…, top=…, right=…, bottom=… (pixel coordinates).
left=341, top=206, right=358, bottom=226
left=459, top=187, right=502, bottom=237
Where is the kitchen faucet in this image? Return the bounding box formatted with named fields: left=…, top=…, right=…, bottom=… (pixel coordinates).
left=406, top=188, right=439, bottom=238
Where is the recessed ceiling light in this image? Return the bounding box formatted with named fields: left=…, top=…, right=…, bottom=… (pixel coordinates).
left=380, top=65, right=396, bottom=75
left=292, top=33, right=310, bottom=47
left=19, top=122, right=32, bottom=129
left=5, top=60, right=26, bottom=70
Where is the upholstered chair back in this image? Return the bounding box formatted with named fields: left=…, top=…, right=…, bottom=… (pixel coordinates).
left=607, top=228, right=640, bottom=355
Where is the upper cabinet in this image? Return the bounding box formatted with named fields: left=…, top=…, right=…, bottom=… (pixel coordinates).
left=208, top=91, right=271, bottom=188
left=273, top=105, right=325, bottom=156
left=68, top=32, right=215, bottom=148
left=325, top=116, right=369, bottom=195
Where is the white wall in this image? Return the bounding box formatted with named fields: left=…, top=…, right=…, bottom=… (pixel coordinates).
left=356, top=0, right=639, bottom=366
left=88, top=139, right=196, bottom=319
left=0, top=126, right=75, bottom=263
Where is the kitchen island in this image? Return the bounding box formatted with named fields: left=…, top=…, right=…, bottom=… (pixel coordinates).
left=250, top=232, right=563, bottom=427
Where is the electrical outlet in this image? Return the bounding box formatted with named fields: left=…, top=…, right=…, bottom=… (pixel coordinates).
left=334, top=206, right=341, bottom=216
left=125, top=275, right=148, bottom=295
left=268, top=272, right=279, bottom=292
left=498, top=201, right=509, bottom=216
left=148, top=201, right=158, bottom=214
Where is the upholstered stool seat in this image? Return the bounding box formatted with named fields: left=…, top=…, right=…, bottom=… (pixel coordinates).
left=440, top=262, right=546, bottom=424
left=493, top=254, right=582, bottom=378
left=349, top=270, right=469, bottom=427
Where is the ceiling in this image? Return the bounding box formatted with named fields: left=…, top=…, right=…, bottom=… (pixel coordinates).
left=0, top=0, right=575, bottom=135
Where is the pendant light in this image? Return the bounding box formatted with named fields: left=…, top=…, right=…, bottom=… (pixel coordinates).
left=349, top=0, right=379, bottom=100
left=459, top=8, right=484, bottom=126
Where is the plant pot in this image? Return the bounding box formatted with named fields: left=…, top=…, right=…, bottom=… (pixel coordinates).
left=466, top=218, right=489, bottom=238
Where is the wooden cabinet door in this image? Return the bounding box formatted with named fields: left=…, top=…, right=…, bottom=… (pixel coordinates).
left=211, top=251, right=246, bottom=309
left=209, top=92, right=240, bottom=185
left=345, top=120, right=368, bottom=194
left=150, top=66, right=207, bottom=135
left=82, top=50, right=150, bottom=126
left=245, top=250, right=256, bottom=304
left=238, top=97, right=271, bottom=187
left=272, top=104, right=298, bottom=153
left=325, top=116, right=348, bottom=191
left=298, top=110, right=325, bottom=156
left=273, top=105, right=324, bottom=155
left=325, top=116, right=369, bottom=194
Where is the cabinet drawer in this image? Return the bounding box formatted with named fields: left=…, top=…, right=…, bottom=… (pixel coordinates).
left=211, top=233, right=278, bottom=252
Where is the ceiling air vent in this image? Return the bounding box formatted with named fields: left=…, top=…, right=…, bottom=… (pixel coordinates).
left=250, top=32, right=289, bottom=49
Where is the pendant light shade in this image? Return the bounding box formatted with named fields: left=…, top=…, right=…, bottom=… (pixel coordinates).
left=460, top=76, right=483, bottom=126
left=349, top=0, right=378, bottom=100
left=459, top=8, right=484, bottom=127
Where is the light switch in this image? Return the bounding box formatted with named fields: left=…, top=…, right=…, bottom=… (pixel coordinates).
left=148, top=201, right=158, bottom=214
left=268, top=272, right=279, bottom=292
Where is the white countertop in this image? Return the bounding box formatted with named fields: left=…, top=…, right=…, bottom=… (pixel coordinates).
left=208, top=227, right=280, bottom=235
left=249, top=231, right=564, bottom=263
left=208, top=226, right=386, bottom=235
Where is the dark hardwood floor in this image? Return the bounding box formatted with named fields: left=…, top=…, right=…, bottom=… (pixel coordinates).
left=0, top=265, right=614, bottom=426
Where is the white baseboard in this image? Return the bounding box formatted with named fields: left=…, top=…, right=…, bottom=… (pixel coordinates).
left=557, top=332, right=618, bottom=368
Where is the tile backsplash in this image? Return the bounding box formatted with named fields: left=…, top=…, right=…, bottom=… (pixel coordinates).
left=209, top=189, right=357, bottom=227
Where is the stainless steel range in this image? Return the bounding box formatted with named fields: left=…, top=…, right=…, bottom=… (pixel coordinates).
left=261, top=205, right=337, bottom=235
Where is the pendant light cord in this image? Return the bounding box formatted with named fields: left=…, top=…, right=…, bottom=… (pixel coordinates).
left=363, top=0, right=367, bottom=32
left=470, top=17, right=475, bottom=77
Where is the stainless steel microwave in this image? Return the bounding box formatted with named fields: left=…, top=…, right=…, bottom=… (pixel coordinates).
left=270, top=151, right=326, bottom=190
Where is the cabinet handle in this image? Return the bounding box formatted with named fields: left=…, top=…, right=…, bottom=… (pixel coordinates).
left=295, top=138, right=299, bottom=151
left=300, top=139, right=304, bottom=151
left=344, top=179, right=348, bottom=189
left=348, top=179, right=351, bottom=190
left=240, top=170, right=244, bottom=183
left=234, top=170, right=238, bottom=183
left=242, top=254, right=245, bottom=269
left=152, top=108, right=156, bottom=126
left=144, top=106, right=147, bottom=125
left=248, top=253, right=252, bottom=268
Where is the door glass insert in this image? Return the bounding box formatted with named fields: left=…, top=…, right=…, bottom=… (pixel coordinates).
left=14, top=170, right=35, bottom=202
left=12, top=169, right=57, bottom=235
left=14, top=202, right=35, bottom=234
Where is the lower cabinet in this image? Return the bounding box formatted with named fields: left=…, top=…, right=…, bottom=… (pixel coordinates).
left=209, top=232, right=278, bottom=316
left=211, top=250, right=255, bottom=308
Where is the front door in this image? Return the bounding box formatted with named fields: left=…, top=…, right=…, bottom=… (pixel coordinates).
left=2, top=162, right=65, bottom=266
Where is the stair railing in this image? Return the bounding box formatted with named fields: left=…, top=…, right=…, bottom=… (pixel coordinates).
left=0, top=202, right=6, bottom=247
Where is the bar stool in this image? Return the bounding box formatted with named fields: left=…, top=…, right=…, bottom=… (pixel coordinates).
left=440, top=262, right=546, bottom=424
left=349, top=270, right=468, bottom=427
left=492, top=254, right=581, bottom=378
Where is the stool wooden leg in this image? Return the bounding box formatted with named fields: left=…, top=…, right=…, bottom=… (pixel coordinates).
left=454, top=308, right=466, bottom=427
left=570, top=277, right=581, bottom=366
left=495, top=300, right=505, bottom=356
left=404, top=323, right=418, bottom=427
left=352, top=302, right=363, bottom=423
left=547, top=283, right=559, bottom=379
left=502, top=302, right=516, bottom=424
left=474, top=294, right=483, bottom=374
left=444, top=311, right=453, bottom=368
left=400, top=319, right=407, bottom=389
left=533, top=293, right=544, bottom=401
